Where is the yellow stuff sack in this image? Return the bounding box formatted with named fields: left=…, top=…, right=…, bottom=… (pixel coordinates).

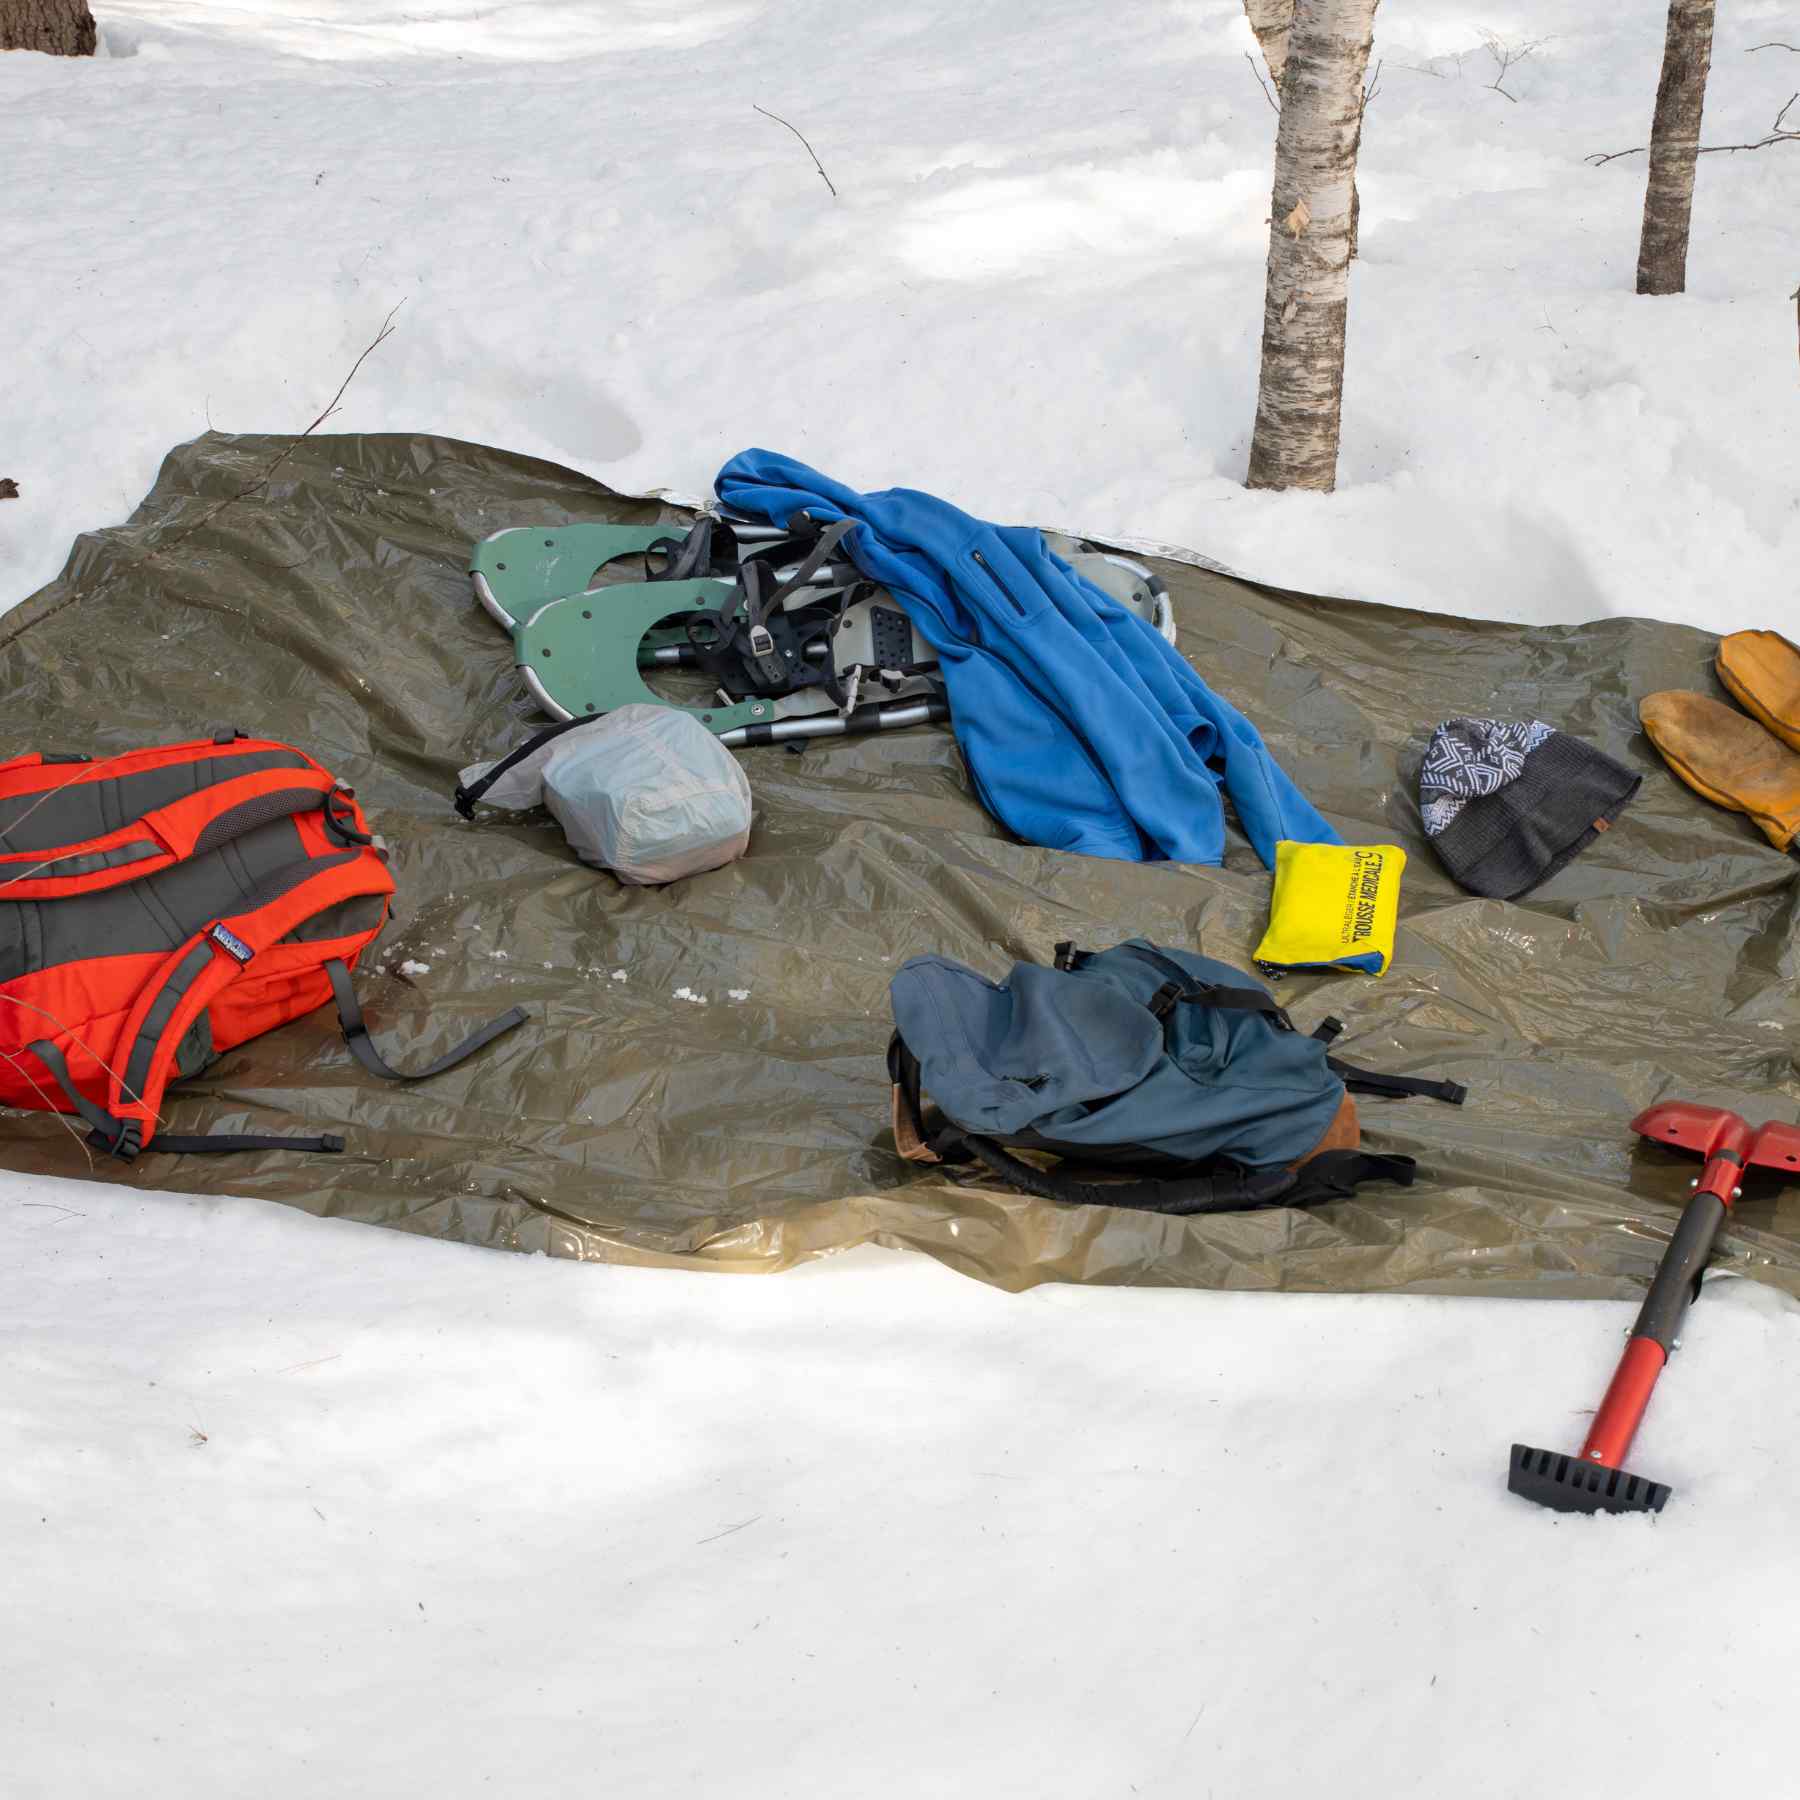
left=1254, top=841, right=1406, bottom=977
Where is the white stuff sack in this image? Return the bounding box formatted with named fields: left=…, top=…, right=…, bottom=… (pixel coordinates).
left=459, top=705, right=752, bottom=885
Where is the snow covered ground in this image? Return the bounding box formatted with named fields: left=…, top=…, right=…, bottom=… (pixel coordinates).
left=3, top=4, right=1799, bottom=1795
left=1, top=0, right=1795, bottom=627
left=9, top=1177, right=1800, bottom=1798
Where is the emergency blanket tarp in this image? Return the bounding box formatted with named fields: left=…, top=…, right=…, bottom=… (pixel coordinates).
left=1, top=431, right=1797, bottom=1301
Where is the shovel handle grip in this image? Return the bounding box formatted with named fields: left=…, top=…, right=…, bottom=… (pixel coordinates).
left=1581, top=1336, right=1668, bottom=1470
left=1578, top=1152, right=1738, bottom=1470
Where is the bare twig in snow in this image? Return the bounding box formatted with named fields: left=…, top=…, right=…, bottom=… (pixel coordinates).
left=1244, top=49, right=1279, bottom=112
left=147, top=301, right=403, bottom=560
left=1479, top=32, right=1542, bottom=102
left=695, top=1515, right=762, bottom=1546
left=1747, top=42, right=1800, bottom=52
left=1364, top=57, right=1385, bottom=105
left=189, top=1426, right=209, bottom=1447
left=1586, top=94, right=1799, bottom=164
left=752, top=105, right=837, bottom=197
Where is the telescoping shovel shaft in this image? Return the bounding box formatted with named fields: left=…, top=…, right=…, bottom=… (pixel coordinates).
left=717, top=695, right=949, bottom=747
left=1509, top=1101, right=1800, bottom=1514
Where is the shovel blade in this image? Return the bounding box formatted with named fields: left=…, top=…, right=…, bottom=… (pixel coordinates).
left=1747, top=1118, right=1800, bottom=1175
left=1508, top=1444, right=1671, bottom=1516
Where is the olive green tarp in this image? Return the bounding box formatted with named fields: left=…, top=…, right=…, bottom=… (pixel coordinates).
left=3, top=431, right=1797, bottom=1297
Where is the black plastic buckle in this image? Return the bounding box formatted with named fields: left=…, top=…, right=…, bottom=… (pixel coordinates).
left=1147, top=982, right=1182, bottom=1021
left=86, top=1118, right=140, bottom=1162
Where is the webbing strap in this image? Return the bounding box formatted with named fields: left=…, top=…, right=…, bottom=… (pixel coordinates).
left=27, top=1038, right=139, bottom=1157
left=151, top=1132, right=346, bottom=1156
left=1326, top=1054, right=1467, bottom=1105
left=30, top=1028, right=344, bottom=1162
left=325, top=959, right=527, bottom=1082
left=1148, top=979, right=1292, bottom=1025
left=1326, top=1054, right=1467, bottom=1106
left=453, top=715, right=596, bottom=818
left=746, top=517, right=857, bottom=630
left=1050, top=944, right=1292, bottom=1028
left=121, top=940, right=215, bottom=1103
left=954, top=1133, right=1301, bottom=1215
left=646, top=514, right=724, bottom=583
left=954, top=1134, right=1414, bottom=1217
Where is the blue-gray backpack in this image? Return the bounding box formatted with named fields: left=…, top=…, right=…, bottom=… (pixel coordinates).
left=887, top=939, right=1465, bottom=1215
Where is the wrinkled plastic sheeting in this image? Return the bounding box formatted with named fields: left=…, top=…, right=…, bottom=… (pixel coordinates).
left=1, top=431, right=1796, bottom=1300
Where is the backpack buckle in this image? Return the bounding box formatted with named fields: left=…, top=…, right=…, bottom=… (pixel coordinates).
left=1147, top=981, right=1183, bottom=1020
left=86, top=1117, right=141, bottom=1162
left=748, top=623, right=776, bottom=658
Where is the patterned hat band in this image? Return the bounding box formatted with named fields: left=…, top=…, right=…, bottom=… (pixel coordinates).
left=1419, top=717, right=1556, bottom=837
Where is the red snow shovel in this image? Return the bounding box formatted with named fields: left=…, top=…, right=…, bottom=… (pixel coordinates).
left=1509, top=1101, right=1800, bottom=1515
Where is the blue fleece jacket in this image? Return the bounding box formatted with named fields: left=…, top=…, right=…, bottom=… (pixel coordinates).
left=715, top=450, right=1340, bottom=866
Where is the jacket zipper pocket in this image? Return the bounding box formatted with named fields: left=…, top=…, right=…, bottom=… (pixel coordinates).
left=970, top=548, right=1029, bottom=620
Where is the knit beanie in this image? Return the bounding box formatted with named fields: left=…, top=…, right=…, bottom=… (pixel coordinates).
left=1419, top=718, right=1640, bottom=900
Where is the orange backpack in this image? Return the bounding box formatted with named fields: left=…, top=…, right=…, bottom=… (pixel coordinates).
left=0, top=733, right=524, bottom=1160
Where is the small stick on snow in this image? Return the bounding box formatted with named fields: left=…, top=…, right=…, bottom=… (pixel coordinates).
left=147, top=300, right=404, bottom=560
left=752, top=105, right=838, bottom=198
left=1747, top=42, right=1800, bottom=53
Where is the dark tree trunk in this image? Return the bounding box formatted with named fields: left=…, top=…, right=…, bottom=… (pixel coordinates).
left=0, top=0, right=96, bottom=56
left=1636, top=0, right=1716, bottom=295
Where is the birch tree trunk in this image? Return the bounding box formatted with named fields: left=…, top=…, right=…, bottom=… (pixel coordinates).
left=1246, top=0, right=1367, bottom=260
left=1246, top=0, right=1380, bottom=493
left=1245, top=0, right=1292, bottom=84
left=1636, top=0, right=1715, bottom=295
left=0, top=0, right=97, bottom=54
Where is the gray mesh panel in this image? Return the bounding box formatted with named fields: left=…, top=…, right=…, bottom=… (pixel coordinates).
left=192, top=787, right=324, bottom=852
